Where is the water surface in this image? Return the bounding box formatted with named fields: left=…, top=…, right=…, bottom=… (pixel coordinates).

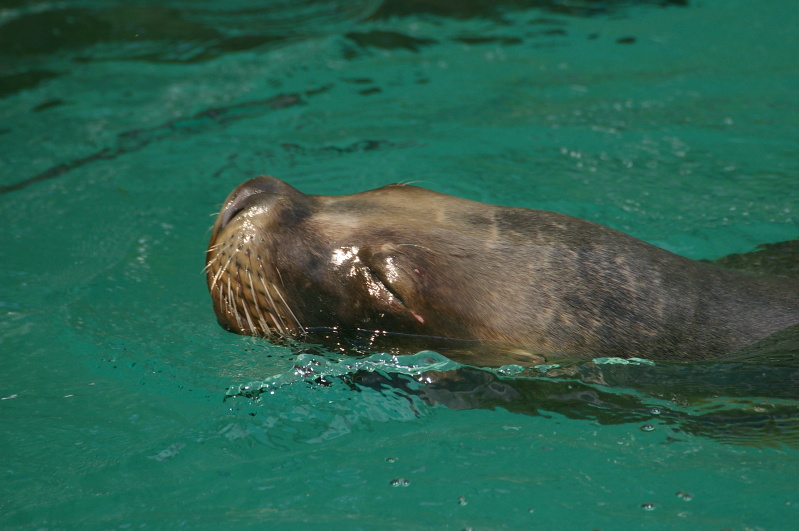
left=2, top=0, right=799, bottom=529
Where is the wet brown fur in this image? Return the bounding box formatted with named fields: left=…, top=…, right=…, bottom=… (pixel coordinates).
left=206, top=176, right=799, bottom=362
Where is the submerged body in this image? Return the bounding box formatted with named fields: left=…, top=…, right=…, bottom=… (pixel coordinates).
left=206, top=176, right=799, bottom=362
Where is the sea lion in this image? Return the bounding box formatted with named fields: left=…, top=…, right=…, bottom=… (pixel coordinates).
left=205, top=176, right=799, bottom=363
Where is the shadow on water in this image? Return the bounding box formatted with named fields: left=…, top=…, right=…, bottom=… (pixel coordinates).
left=228, top=241, right=799, bottom=449
left=369, top=0, right=688, bottom=20
left=0, top=0, right=692, bottom=192
left=222, top=322, right=799, bottom=451
left=228, top=325, right=799, bottom=449
left=0, top=0, right=688, bottom=98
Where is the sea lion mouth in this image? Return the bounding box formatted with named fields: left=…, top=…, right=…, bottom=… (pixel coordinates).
left=206, top=212, right=303, bottom=339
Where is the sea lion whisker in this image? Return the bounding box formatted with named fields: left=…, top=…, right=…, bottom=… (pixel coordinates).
left=215, top=275, right=227, bottom=313
left=233, top=265, right=258, bottom=335
left=261, top=268, right=290, bottom=332
left=271, top=303, right=289, bottom=337
left=203, top=245, right=224, bottom=272
left=274, top=265, right=287, bottom=289
left=216, top=272, right=228, bottom=305
left=223, top=276, right=234, bottom=322
left=396, top=179, right=431, bottom=187
left=267, top=266, right=302, bottom=333
left=271, top=274, right=303, bottom=335
left=227, top=276, right=245, bottom=331
left=209, top=247, right=239, bottom=292
left=256, top=273, right=285, bottom=336
left=258, top=316, right=271, bottom=337
left=246, top=265, right=272, bottom=337
left=202, top=254, right=223, bottom=274
left=240, top=290, right=257, bottom=336
left=271, top=310, right=287, bottom=336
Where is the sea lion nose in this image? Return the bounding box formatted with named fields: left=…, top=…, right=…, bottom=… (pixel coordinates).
left=217, top=176, right=288, bottom=231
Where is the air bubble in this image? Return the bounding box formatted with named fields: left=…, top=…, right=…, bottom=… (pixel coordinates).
left=640, top=424, right=655, bottom=432
left=676, top=491, right=693, bottom=501
left=390, top=478, right=410, bottom=487
left=641, top=503, right=656, bottom=511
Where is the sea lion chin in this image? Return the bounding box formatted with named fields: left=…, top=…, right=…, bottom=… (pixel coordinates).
left=206, top=176, right=799, bottom=363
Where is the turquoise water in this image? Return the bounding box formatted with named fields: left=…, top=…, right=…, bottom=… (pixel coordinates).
left=2, top=0, right=799, bottom=529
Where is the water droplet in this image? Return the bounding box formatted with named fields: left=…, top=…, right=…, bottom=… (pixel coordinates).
left=640, top=424, right=655, bottom=432
left=390, top=478, right=410, bottom=487
left=458, top=496, right=468, bottom=506
left=641, top=503, right=656, bottom=511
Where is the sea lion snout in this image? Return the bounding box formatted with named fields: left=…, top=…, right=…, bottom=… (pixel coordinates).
left=217, top=177, right=285, bottom=230
left=212, top=176, right=314, bottom=240
left=206, top=176, right=318, bottom=339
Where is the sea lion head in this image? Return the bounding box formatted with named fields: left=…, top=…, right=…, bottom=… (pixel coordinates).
left=206, top=176, right=520, bottom=344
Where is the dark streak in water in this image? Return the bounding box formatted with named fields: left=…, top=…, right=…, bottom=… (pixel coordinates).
left=0, top=92, right=315, bottom=195
left=345, top=30, right=438, bottom=52
left=0, top=70, right=62, bottom=99
left=453, top=36, right=524, bottom=46
left=32, top=99, right=66, bottom=113
left=280, top=139, right=399, bottom=155
left=370, top=0, right=689, bottom=20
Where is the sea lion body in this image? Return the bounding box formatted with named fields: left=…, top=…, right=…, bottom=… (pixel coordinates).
left=206, top=176, right=799, bottom=362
